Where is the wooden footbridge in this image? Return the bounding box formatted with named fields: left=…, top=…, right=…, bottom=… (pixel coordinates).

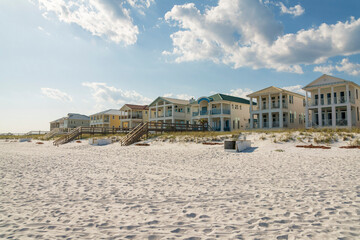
left=53, top=122, right=210, bottom=146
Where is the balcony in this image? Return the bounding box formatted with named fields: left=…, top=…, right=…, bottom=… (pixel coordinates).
left=192, top=112, right=199, bottom=116
left=210, top=109, right=221, bottom=115
left=223, top=109, right=231, bottom=114
left=200, top=110, right=208, bottom=116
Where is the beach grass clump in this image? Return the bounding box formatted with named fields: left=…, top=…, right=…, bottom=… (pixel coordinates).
left=313, top=132, right=338, bottom=144
left=279, top=132, right=294, bottom=142
left=348, top=138, right=360, bottom=146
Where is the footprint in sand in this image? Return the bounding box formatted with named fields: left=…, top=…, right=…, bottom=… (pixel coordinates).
left=186, top=213, right=197, bottom=218
left=170, top=228, right=186, bottom=233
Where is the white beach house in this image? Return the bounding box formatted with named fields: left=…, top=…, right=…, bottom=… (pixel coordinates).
left=50, top=113, right=90, bottom=131
left=303, top=74, right=360, bottom=129
left=148, top=97, right=191, bottom=124
left=190, top=94, right=252, bottom=131
left=247, top=87, right=306, bottom=129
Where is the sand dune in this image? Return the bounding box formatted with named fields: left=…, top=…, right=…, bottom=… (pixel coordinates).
left=0, top=139, right=359, bottom=239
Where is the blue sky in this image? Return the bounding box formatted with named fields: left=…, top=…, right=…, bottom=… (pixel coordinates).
left=1, top=0, right=360, bottom=132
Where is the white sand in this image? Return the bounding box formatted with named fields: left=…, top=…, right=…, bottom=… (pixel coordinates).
left=0, top=138, right=359, bottom=239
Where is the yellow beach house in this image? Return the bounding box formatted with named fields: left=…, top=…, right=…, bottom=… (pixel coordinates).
left=89, top=109, right=122, bottom=128
left=247, top=87, right=306, bottom=129
left=119, top=104, right=149, bottom=129
left=303, top=74, right=360, bottom=129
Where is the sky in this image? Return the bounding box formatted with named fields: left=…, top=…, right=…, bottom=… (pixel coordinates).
left=1, top=0, right=360, bottom=133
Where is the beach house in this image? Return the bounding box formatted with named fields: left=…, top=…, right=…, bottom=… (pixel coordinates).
left=247, top=87, right=306, bottom=129
left=303, top=74, right=360, bottom=129
left=50, top=113, right=90, bottom=131
left=119, top=104, right=149, bottom=129
left=190, top=94, right=252, bottom=131
left=148, top=97, right=191, bottom=124
left=89, top=109, right=122, bottom=128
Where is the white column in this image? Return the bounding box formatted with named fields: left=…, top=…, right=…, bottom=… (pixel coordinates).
left=220, top=117, right=224, bottom=132
left=173, top=104, right=176, bottom=123
left=269, top=113, right=272, bottom=129
left=259, top=97, right=262, bottom=110
left=260, top=113, right=263, bottom=129
left=221, top=103, right=223, bottom=114
left=318, top=88, right=321, bottom=106
left=305, top=91, right=309, bottom=128
left=331, top=87, right=336, bottom=128
left=280, top=92, right=283, bottom=128
left=347, top=105, right=352, bottom=128
left=268, top=94, right=271, bottom=110
left=346, top=84, right=350, bottom=103
left=250, top=97, right=253, bottom=112
left=250, top=114, right=254, bottom=129
left=155, top=103, right=159, bottom=121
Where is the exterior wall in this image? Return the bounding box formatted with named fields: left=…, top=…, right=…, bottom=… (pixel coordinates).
left=90, top=114, right=121, bottom=128
left=191, top=100, right=251, bottom=131
left=120, top=109, right=149, bottom=128
left=305, top=83, right=360, bottom=128
left=249, top=91, right=306, bottom=129
left=149, top=103, right=191, bottom=123
left=66, top=119, right=90, bottom=129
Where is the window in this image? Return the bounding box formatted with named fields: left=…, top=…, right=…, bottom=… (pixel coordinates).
left=233, top=120, right=235, bottom=129
left=290, top=113, right=294, bottom=123
left=232, top=104, right=234, bottom=109
left=303, top=99, right=306, bottom=107
left=235, top=105, right=239, bottom=109
left=112, top=116, right=115, bottom=119
left=187, top=108, right=190, bottom=113
left=240, top=105, right=242, bottom=110
left=119, top=116, right=121, bottom=120
left=289, top=95, right=294, bottom=104
left=357, top=89, right=359, bottom=99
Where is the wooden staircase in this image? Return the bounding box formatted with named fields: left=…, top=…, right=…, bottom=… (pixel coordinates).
left=53, top=127, right=82, bottom=146
left=43, top=128, right=60, bottom=140
left=120, top=122, right=148, bottom=146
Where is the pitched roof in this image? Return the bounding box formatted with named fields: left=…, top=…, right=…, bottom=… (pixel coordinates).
left=90, top=109, right=122, bottom=116
left=67, top=113, right=90, bottom=120
left=149, top=96, right=190, bottom=107
left=247, top=86, right=305, bottom=98
left=208, top=93, right=253, bottom=105
left=123, top=104, right=149, bottom=110
left=303, top=74, right=360, bottom=89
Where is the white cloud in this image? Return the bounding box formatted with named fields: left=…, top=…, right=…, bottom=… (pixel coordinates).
left=335, top=58, right=360, bottom=76
left=83, top=82, right=152, bottom=110
left=35, top=0, right=140, bottom=45
left=278, top=2, right=304, bottom=17
left=163, top=93, right=194, bottom=100
left=314, top=58, right=360, bottom=76
left=164, top=0, right=360, bottom=74
left=282, top=85, right=305, bottom=95
left=228, top=88, right=253, bottom=98
left=313, top=65, right=335, bottom=75
left=41, top=88, right=73, bottom=102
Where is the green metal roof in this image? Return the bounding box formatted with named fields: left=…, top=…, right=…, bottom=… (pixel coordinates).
left=208, top=93, right=255, bottom=105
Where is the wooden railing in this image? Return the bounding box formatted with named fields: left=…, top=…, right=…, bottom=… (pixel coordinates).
left=43, top=128, right=60, bottom=140
left=53, top=127, right=82, bottom=146
left=120, top=122, right=148, bottom=146
left=147, top=122, right=209, bottom=132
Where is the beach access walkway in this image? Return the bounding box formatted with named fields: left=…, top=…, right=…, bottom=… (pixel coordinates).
left=54, top=122, right=210, bottom=146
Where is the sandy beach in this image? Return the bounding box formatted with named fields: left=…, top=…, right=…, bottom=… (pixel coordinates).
left=0, top=138, right=359, bottom=239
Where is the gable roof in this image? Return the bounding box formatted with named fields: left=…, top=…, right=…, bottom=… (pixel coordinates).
left=149, top=96, right=190, bottom=107
left=247, top=86, right=305, bottom=98
left=303, top=74, right=360, bottom=89
left=121, top=104, right=149, bottom=111
left=208, top=93, right=253, bottom=105
left=90, top=109, right=122, bottom=116
left=67, top=113, right=90, bottom=120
